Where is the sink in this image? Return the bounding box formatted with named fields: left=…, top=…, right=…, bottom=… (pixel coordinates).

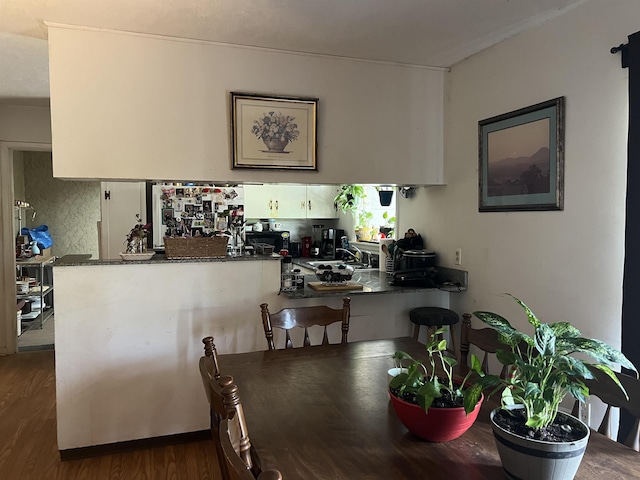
left=305, top=260, right=371, bottom=270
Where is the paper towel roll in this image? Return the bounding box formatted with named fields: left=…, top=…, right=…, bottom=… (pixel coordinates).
left=379, top=238, right=395, bottom=272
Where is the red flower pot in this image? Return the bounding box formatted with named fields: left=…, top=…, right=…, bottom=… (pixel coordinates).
left=389, top=390, right=483, bottom=442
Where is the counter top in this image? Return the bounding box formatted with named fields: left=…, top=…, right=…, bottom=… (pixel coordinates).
left=54, top=252, right=281, bottom=267
left=282, top=266, right=467, bottom=299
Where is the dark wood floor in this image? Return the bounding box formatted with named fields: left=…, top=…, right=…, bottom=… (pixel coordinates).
left=0, top=350, right=222, bottom=479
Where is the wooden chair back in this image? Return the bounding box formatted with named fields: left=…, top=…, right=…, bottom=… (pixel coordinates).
left=220, top=417, right=283, bottom=480
left=572, top=368, right=640, bottom=451
left=219, top=381, right=281, bottom=479
left=199, top=336, right=222, bottom=416
left=260, top=297, right=351, bottom=350
left=460, top=313, right=508, bottom=378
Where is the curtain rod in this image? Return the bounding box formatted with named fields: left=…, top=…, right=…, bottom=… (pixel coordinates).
left=611, top=43, right=628, bottom=68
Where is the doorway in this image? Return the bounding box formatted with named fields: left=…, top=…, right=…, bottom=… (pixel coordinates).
left=4, top=146, right=102, bottom=352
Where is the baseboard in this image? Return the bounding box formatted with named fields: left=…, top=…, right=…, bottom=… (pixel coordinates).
left=59, top=429, right=211, bottom=461
left=18, top=344, right=54, bottom=352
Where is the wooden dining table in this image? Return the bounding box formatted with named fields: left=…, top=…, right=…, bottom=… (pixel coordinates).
left=219, top=337, right=640, bottom=479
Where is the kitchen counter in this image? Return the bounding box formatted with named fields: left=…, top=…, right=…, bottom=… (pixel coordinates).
left=286, top=260, right=467, bottom=299
left=54, top=252, right=281, bottom=266
left=53, top=252, right=467, bottom=452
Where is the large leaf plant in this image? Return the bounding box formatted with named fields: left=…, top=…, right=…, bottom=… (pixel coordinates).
left=474, top=294, right=638, bottom=430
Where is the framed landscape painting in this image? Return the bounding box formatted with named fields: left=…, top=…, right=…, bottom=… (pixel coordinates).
left=478, top=97, right=565, bottom=212
left=231, top=92, right=318, bottom=170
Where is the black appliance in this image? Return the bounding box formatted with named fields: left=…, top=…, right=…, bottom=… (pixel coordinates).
left=395, top=249, right=436, bottom=271
left=391, top=249, right=438, bottom=287
left=321, top=228, right=345, bottom=259
left=289, top=241, right=302, bottom=258
left=245, top=231, right=290, bottom=252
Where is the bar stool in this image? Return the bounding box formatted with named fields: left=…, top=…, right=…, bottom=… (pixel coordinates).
left=409, top=307, right=459, bottom=358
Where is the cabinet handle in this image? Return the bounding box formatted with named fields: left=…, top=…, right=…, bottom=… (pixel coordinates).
left=275, top=200, right=279, bottom=211
left=268, top=200, right=273, bottom=211
left=308, top=200, right=312, bottom=211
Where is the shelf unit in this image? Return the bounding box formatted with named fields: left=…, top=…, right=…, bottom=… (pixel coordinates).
left=16, top=255, right=55, bottom=335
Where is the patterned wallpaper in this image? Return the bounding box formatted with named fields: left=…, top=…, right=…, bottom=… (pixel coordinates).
left=17, top=151, right=101, bottom=259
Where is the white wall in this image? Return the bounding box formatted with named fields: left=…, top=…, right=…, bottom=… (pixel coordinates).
left=403, top=1, right=633, bottom=350
left=47, top=25, right=445, bottom=185
left=0, top=105, right=51, bottom=144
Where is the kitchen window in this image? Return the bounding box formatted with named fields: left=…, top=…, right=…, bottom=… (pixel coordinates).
left=354, top=185, right=397, bottom=242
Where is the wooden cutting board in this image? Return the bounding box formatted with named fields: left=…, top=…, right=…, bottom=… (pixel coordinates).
left=308, top=281, right=364, bottom=292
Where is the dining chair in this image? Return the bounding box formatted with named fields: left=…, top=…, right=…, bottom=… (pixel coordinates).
left=199, top=336, right=223, bottom=425
left=220, top=381, right=281, bottom=479
left=571, top=367, right=640, bottom=451
left=460, top=312, right=509, bottom=378
left=260, top=297, right=351, bottom=349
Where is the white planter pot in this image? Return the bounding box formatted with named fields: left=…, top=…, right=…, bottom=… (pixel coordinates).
left=490, top=406, right=590, bottom=480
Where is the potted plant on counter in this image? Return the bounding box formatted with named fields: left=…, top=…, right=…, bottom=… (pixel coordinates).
left=473, top=294, right=638, bottom=480
left=389, top=329, right=486, bottom=442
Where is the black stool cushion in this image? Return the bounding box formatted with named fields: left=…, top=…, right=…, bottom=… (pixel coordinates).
left=409, top=307, right=459, bottom=327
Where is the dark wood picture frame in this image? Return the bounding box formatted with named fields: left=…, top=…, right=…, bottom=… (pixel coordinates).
left=230, top=92, right=318, bottom=170
left=478, top=97, right=565, bottom=212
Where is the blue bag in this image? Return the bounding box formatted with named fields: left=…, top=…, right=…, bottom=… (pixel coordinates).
left=21, top=225, right=54, bottom=250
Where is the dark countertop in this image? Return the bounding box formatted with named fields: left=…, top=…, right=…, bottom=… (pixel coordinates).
left=282, top=264, right=468, bottom=299
left=54, top=252, right=281, bottom=266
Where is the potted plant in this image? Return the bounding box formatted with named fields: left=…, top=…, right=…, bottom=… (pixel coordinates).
left=333, top=184, right=366, bottom=217
left=357, top=211, right=374, bottom=241
left=389, top=329, right=485, bottom=442
left=376, top=186, right=395, bottom=206
left=473, top=294, right=638, bottom=480
left=379, top=211, right=396, bottom=239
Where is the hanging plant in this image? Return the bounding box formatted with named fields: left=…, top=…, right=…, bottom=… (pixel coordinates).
left=333, top=185, right=366, bottom=217
left=376, top=186, right=395, bottom=206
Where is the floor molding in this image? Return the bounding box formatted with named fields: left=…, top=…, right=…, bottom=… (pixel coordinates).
left=60, top=430, right=211, bottom=461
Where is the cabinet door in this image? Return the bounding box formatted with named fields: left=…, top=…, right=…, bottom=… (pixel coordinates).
left=243, top=185, right=275, bottom=219
left=306, top=185, right=338, bottom=219
left=100, top=182, right=146, bottom=259
left=273, top=185, right=307, bottom=218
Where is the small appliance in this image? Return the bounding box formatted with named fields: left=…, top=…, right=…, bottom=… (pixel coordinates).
left=301, top=236, right=312, bottom=257
left=390, top=249, right=438, bottom=287
left=321, top=228, right=345, bottom=259
left=289, top=242, right=302, bottom=258
left=245, top=231, right=290, bottom=252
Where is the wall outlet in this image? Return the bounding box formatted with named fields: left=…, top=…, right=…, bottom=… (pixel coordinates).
left=454, top=248, right=462, bottom=265
left=579, top=401, right=591, bottom=426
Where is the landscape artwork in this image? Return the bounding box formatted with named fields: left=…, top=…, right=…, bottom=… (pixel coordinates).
left=479, top=97, right=564, bottom=211
left=487, top=119, right=550, bottom=197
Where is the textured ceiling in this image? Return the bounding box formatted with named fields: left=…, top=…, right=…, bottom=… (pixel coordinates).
left=0, top=0, right=587, bottom=105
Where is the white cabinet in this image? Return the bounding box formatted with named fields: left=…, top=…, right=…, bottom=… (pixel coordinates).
left=244, top=185, right=306, bottom=219
left=244, top=185, right=338, bottom=219
left=306, top=185, right=338, bottom=219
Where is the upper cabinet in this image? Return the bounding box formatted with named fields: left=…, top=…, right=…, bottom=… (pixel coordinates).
left=306, top=185, right=339, bottom=219
left=244, top=185, right=338, bottom=219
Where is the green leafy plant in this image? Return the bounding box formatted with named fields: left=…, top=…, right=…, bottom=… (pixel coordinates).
left=357, top=210, right=373, bottom=229
left=390, top=329, right=485, bottom=415
left=333, top=185, right=366, bottom=217
left=380, top=211, right=396, bottom=238
left=474, top=294, right=638, bottom=430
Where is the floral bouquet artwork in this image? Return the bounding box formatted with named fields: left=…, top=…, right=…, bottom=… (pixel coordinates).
left=251, top=111, right=300, bottom=153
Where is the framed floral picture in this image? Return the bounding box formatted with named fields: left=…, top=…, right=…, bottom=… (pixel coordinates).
left=231, top=92, right=318, bottom=170
left=478, top=97, right=565, bottom=211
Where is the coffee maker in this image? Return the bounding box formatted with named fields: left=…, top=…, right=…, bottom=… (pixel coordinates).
left=321, top=228, right=345, bottom=259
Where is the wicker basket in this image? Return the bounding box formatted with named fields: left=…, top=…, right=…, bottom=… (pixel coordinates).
left=164, top=236, right=228, bottom=259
